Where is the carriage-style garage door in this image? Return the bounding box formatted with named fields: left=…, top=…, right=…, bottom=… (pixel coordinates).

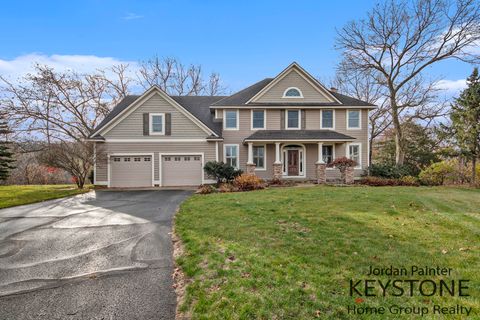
left=110, top=155, right=153, bottom=188
left=162, top=155, right=203, bottom=187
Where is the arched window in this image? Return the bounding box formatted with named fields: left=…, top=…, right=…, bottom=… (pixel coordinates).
left=283, top=87, right=303, bottom=98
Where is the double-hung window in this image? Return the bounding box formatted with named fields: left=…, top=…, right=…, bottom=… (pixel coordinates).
left=322, top=145, right=333, bottom=164
left=347, top=110, right=361, bottom=129
left=321, top=110, right=334, bottom=129
left=253, top=146, right=265, bottom=169
left=348, top=143, right=361, bottom=168
left=150, top=113, right=165, bottom=135
left=286, top=110, right=300, bottom=129
left=224, top=145, right=238, bottom=168
left=251, top=110, right=265, bottom=130
left=224, top=110, right=238, bottom=130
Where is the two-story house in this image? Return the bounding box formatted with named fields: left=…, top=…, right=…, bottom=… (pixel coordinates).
left=88, top=62, right=375, bottom=188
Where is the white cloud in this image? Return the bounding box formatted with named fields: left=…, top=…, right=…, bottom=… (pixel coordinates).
left=0, top=53, right=139, bottom=81
left=122, top=13, right=144, bottom=20
left=435, top=79, right=467, bottom=94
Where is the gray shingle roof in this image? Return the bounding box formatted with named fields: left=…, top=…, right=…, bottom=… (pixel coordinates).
left=244, top=130, right=356, bottom=141
left=90, top=94, right=226, bottom=137
left=211, top=78, right=375, bottom=107
left=211, top=78, right=274, bottom=106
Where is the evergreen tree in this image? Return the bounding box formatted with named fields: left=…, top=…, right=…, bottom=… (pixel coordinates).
left=450, top=68, right=480, bottom=185
left=0, top=120, right=15, bottom=181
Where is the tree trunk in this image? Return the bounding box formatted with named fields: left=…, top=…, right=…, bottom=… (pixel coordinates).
left=472, top=156, right=477, bottom=187
left=390, top=97, right=405, bottom=166
left=368, top=135, right=373, bottom=175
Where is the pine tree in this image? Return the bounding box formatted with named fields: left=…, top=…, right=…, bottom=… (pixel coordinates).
left=450, top=68, right=480, bottom=186
left=0, top=120, right=15, bottom=181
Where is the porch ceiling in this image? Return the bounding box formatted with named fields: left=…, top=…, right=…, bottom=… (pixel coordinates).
left=243, top=130, right=356, bottom=143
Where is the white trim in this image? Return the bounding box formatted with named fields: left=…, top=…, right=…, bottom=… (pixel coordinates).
left=92, top=86, right=217, bottom=137
left=223, top=109, right=239, bottom=130
left=107, top=152, right=155, bottom=188
left=246, top=63, right=341, bottom=104
left=210, top=105, right=376, bottom=109
left=282, top=87, right=304, bottom=98
left=285, top=109, right=301, bottom=130
left=104, top=138, right=208, bottom=143
left=223, top=144, right=240, bottom=169
left=347, top=109, right=362, bottom=130
left=244, top=139, right=355, bottom=143
left=281, top=144, right=306, bottom=178
left=320, top=109, right=335, bottom=130
left=158, top=152, right=205, bottom=187
left=250, top=109, right=266, bottom=130
left=274, top=142, right=281, bottom=164
left=215, top=141, right=219, bottom=162
left=149, top=113, right=165, bottom=135
left=214, top=109, right=220, bottom=119
left=346, top=143, right=362, bottom=169
left=253, top=144, right=267, bottom=171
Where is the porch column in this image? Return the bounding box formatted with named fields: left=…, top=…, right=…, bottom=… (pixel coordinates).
left=316, top=142, right=324, bottom=164
left=315, top=142, right=326, bottom=184
left=246, top=142, right=256, bottom=174
left=273, top=142, right=282, bottom=179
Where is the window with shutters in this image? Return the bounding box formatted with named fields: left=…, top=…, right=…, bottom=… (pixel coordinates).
left=149, top=113, right=165, bottom=135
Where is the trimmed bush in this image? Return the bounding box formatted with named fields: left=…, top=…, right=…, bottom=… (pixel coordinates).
left=233, top=174, right=265, bottom=191
left=218, top=183, right=238, bottom=193
left=358, top=176, right=419, bottom=186
left=368, top=163, right=418, bottom=179
left=204, top=161, right=243, bottom=185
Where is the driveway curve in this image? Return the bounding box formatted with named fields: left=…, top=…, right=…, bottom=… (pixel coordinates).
left=0, top=190, right=192, bottom=320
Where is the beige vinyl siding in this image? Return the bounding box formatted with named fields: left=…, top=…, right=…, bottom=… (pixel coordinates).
left=104, top=93, right=207, bottom=139
left=254, top=70, right=333, bottom=103
left=305, top=109, right=320, bottom=130
left=95, top=141, right=216, bottom=183
left=266, top=109, right=281, bottom=130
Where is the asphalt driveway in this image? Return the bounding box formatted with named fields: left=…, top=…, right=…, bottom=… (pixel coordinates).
left=0, top=190, right=192, bottom=320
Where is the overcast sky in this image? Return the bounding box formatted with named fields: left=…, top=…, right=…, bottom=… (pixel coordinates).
left=0, top=0, right=477, bottom=96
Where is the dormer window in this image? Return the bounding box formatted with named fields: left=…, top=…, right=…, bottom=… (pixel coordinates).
left=283, top=87, right=303, bottom=98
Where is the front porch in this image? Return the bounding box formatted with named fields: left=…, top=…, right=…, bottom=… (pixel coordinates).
left=243, top=140, right=355, bottom=184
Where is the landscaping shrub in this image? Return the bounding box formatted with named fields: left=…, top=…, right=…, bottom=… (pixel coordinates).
left=218, top=183, right=238, bottom=193
left=418, top=159, right=472, bottom=185
left=196, top=184, right=217, bottom=194
left=368, top=163, right=418, bottom=178
left=233, top=174, right=265, bottom=191
left=329, top=157, right=356, bottom=184
left=358, top=176, right=419, bottom=186
left=203, top=161, right=242, bottom=185
left=400, top=175, right=420, bottom=186
left=267, top=178, right=297, bottom=187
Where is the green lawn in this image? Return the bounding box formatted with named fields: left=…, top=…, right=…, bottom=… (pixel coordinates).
left=0, top=184, right=91, bottom=209
left=175, top=186, right=480, bottom=319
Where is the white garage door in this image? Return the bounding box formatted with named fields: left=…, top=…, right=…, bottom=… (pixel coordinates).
left=162, top=155, right=203, bottom=187
left=110, top=155, right=152, bottom=188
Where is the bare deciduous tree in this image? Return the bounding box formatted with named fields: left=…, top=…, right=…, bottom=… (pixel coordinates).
left=336, top=0, right=480, bottom=165
left=37, top=141, right=99, bottom=189
left=332, top=67, right=392, bottom=166
left=0, top=64, right=130, bottom=142
left=137, top=56, right=226, bottom=95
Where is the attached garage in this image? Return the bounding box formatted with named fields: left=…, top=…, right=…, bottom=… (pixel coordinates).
left=161, top=154, right=203, bottom=187
left=109, top=154, right=153, bottom=188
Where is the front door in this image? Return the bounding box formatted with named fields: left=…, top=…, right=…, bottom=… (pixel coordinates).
left=287, top=150, right=299, bottom=176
